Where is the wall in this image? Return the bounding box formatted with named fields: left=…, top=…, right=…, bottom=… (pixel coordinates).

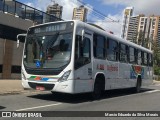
left=0, top=12, right=33, bottom=79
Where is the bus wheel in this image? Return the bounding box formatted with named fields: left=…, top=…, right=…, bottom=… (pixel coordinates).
left=135, top=77, right=142, bottom=93
left=91, top=79, right=103, bottom=100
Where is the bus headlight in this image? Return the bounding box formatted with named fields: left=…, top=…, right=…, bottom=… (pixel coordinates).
left=58, top=70, right=71, bottom=82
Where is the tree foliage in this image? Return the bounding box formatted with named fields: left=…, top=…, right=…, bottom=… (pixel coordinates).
left=153, top=40, right=160, bottom=75
left=134, top=31, right=160, bottom=75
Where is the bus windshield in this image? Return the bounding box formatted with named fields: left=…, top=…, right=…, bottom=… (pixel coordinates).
left=23, top=22, right=74, bottom=69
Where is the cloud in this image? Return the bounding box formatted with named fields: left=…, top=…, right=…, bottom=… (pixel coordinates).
left=93, top=14, right=123, bottom=37
left=26, top=2, right=34, bottom=7
left=55, top=0, right=81, bottom=20
left=25, top=0, right=80, bottom=20
left=24, top=0, right=123, bottom=36
left=95, top=0, right=160, bottom=36
left=101, top=0, right=160, bottom=16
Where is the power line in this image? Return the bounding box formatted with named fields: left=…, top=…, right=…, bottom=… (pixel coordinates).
left=76, top=0, right=120, bottom=23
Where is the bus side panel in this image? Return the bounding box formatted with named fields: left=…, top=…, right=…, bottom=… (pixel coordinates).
left=105, top=61, right=119, bottom=90
left=142, top=66, right=153, bottom=86
left=74, top=63, right=93, bottom=93
left=118, top=63, right=136, bottom=88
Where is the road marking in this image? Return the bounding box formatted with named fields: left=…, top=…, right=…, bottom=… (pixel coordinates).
left=145, top=89, right=160, bottom=94
left=16, top=103, right=62, bottom=111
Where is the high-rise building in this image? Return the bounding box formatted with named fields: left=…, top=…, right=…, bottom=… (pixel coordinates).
left=46, top=2, right=63, bottom=19
left=126, top=14, right=144, bottom=42
left=121, top=7, right=134, bottom=39
left=137, top=16, right=160, bottom=48
left=72, top=5, right=88, bottom=22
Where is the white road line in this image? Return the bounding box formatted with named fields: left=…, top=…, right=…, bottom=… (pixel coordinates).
left=16, top=103, right=62, bottom=111
left=145, top=90, right=160, bottom=94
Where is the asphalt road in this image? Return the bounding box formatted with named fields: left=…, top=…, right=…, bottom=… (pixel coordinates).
left=1, top=84, right=160, bottom=120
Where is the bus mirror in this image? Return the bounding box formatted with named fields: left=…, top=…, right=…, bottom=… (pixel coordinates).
left=81, top=30, right=85, bottom=47
left=81, top=30, right=85, bottom=42
left=17, top=34, right=26, bottom=48
left=17, top=39, right=20, bottom=48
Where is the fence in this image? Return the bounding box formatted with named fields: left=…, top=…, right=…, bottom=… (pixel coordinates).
left=0, top=0, right=62, bottom=24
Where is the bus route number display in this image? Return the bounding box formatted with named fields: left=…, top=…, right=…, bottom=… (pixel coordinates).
left=34, top=23, right=67, bottom=33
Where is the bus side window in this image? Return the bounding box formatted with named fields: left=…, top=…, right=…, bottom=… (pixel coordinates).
left=107, top=38, right=118, bottom=61
left=129, top=46, right=136, bottom=64
left=119, top=43, right=128, bottom=63
left=137, top=50, right=142, bottom=65
left=93, top=33, right=106, bottom=59
left=143, top=52, right=148, bottom=66
left=148, top=53, right=153, bottom=66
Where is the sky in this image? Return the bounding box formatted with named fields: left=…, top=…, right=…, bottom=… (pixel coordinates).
left=16, top=0, right=160, bottom=36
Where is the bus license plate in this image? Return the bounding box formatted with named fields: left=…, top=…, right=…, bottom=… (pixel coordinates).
left=36, top=86, right=45, bottom=91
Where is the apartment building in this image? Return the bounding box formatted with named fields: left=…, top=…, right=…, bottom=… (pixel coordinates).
left=137, top=16, right=160, bottom=48
left=46, top=3, right=63, bottom=19
left=126, top=14, right=144, bottom=42
left=121, top=7, right=134, bottom=39
left=72, top=5, right=88, bottom=22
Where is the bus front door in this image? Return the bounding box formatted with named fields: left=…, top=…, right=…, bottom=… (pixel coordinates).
left=74, top=31, right=93, bottom=93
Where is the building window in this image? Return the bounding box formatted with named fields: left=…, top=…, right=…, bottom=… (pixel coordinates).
left=141, top=18, right=144, bottom=21
left=140, top=26, right=143, bottom=28
left=0, top=65, right=3, bottom=73
left=0, top=24, right=26, bottom=42
left=11, top=66, right=21, bottom=74
left=93, top=34, right=106, bottom=59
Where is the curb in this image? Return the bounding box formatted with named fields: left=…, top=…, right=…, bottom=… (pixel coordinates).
left=0, top=90, right=24, bottom=96
left=0, top=90, right=50, bottom=96
left=153, top=80, right=160, bottom=85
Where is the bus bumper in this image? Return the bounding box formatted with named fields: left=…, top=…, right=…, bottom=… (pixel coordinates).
left=22, top=79, right=75, bottom=94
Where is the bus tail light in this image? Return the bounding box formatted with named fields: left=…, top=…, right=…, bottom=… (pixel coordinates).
left=58, top=70, right=71, bottom=82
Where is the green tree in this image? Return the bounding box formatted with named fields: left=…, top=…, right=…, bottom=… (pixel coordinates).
left=138, top=31, right=145, bottom=46
left=153, top=40, right=160, bottom=75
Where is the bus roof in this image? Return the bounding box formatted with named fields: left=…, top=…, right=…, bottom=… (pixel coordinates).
left=29, top=20, right=153, bottom=54
left=74, top=20, right=153, bottom=54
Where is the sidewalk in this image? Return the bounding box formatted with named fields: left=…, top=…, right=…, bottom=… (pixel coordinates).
left=0, top=79, right=160, bottom=95
left=0, top=80, right=24, bottom=95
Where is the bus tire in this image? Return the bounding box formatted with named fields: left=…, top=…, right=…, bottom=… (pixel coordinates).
left=134, top=77, right=142, bottom=93
left=91, top=78, right=104, bottom=100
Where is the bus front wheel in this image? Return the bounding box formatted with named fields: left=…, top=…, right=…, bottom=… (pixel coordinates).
left=91, top=78, right=103, bottom=100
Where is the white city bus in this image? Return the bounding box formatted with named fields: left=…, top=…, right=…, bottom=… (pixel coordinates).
left=17, top=20, right=153, bottom=99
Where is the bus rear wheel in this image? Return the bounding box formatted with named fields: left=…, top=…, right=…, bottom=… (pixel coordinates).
left=134, top=77, right=142, bottom=93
